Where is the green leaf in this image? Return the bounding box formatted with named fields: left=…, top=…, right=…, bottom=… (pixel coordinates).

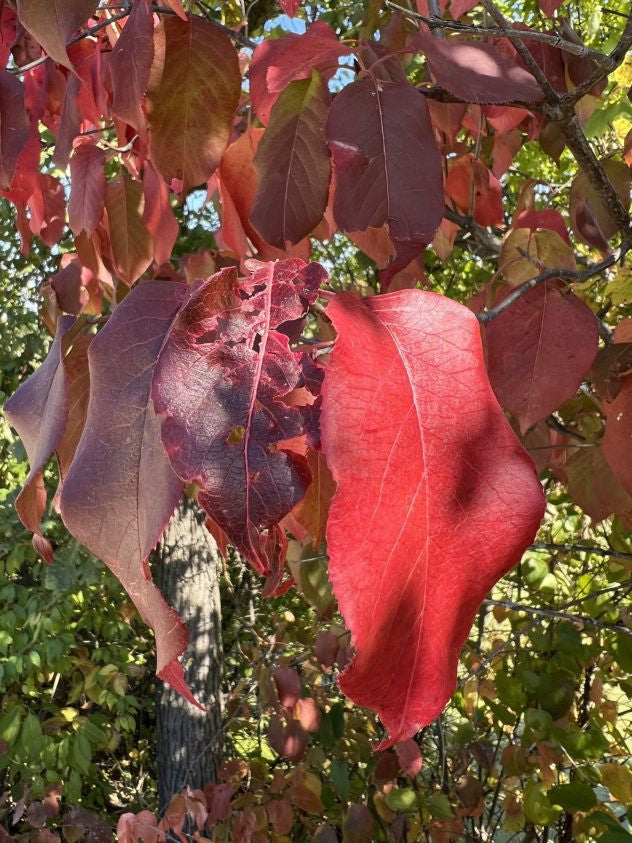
left=601, top=764, right=632, bottom=805
left=549, top=781, right=597, bottom=813
left=331, top=759, right=350, bottom=802
left=20, top=712, right=43, bottom=756
left=0, top=705, right=23, bottom=744
left=426, top=793, right=454, bottom=820
left=385, top=788, right=419, bottom=813
left=524, top=781, right=561, bottom=825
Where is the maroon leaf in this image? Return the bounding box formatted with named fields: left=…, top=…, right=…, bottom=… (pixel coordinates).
left=395, top=739, right=423, bottom=776
left=109, top=0, right=154, bottom=131
left=59, top=280, right=198, bottom=705
left=274, top=667, right=301, bottom=708
left=409, top=32, right=544, bottom=104
left=69, top=141, right=105, bottom=236
left=603, top=377, right=632, bottom=497
left=0, top=69, right=30, bottom=190
left=152, top=260, right=327, bottom=580
left=250, top=71, right=331, bottom=247
left=4, top=316, right=77, bottom=563
left=320, top=290, right=544, bottom=746
left=326, top=77, right=443, bottom=283
left=486, top=282, right=599, bottom=433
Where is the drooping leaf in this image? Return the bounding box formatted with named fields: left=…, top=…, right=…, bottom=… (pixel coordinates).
left=326, top=77, right=443, bottom=282
left=4, top=316, right=77, bottom=563
left=292, top=449, right=335, bottom=548
left=105, top=172, right=153, bottom=285
left=152, top=260, right=327, bottom=582
left=249, top=21, right=351, bottom=125
left=559, top=443, right=632, bottom=522
left=486, top=282, right=599, bottom=433
left=570, top=158, right=631, bottom=246
left=146, top=17, right=240, bottom=192
left=409, top=31, right=544, bottom=104
left=55, top=334, right=91, bottom=485
left=444, top=154, right=503, bottom=228
left=60, top=280, right=197, bottom=704
left=320, top=290, right=544, bottom=746
left=16, top=0, right=98, bottom=70
left=68, top=141, right=105, bottom=236
left=109, top=0, right=154, bottom=131
left=218, top=128, right=310, bottom=262
left=0, top=69, right=30, bottom=190
left=142, top=161, right=179, bottom=267
left=251, top=71, right=331, bottom=248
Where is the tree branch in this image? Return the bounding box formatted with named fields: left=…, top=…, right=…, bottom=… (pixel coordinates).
left=529, top=542, right=632, bottom=560
left=477, top=242, right=630, bottom=323
left=483, top=597, right=632, bottom=635
left=385, top=0, right=604, bottom=59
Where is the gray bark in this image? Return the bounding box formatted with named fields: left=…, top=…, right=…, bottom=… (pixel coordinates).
left=155, top=497, right=223, bottom=810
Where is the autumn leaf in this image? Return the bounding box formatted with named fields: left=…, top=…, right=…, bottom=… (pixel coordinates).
left=16, top=0, right=98, bottom=70
left=68, top=142, right=105, bottom=236
left=0, top=70, right=30, bottom=189
left=320, top=290, right=544, bottom=746
left=109, top=0, right=154, bottom=131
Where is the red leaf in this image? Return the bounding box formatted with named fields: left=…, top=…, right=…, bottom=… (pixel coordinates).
left=449, top=0, right=479, bottom=17
left=147, top=17, right=240, bottom=192
left=513, top=208, right=570, bottom=244
left=486, top=282, right=599, bottom=433
left=29, top=173, right=66, bottom=247
left=444, top=155, right=503, bottom=227
left=152, top=260, right=327, bottom=578
left=161, top=0, right=188, bottom=20
left=410, top=32, right=544, bottom=104
left=105, top=172, right=154, bottom=284
left=395, top=739, right=423, bottom=776
left=326, top=77, right=443, bottom=282
left=251, top=71, right=331, bottom=247
left=69, top=141, right=105, bottom=236
left=50, top=258, right=89, bottom=315
left=16, top=0, right=98, bottom=70
left=59, top=280, right=198, bottom=706
left=4, top=316, right=77, bottom=564
left=250, top=22, right=350, bottom=125
left=539, top=0, right=564, bottom=17
left=295, top=697, right=320, bottom=732
left=273, top=666, right=301, bottom=708
left=320, top=290, right=544, bottom=746
left=279, top=0, right=300, bottom=15
left=109, top=0, right=154, bottom=131
left=603, top=377, right=632, bottom=497
left=268, top=716, right=308, bottom=762
left=560, top=445, right=632, bottom=523
left=142, top=161, right=179, bottom=267
left=0, top=70, right=30, bottom=190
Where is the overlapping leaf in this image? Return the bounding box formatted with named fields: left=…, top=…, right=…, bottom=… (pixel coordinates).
left=151, top=260, right=327, bottom=581
left=109, top=0, right=154, bottom=131
left=0, top=70, right=30, bottom=190
left=16, top=0, right=98, bottom=70
left=251, top=71, right=331, bottom=247
left=486, top=282, right=599, bottom=433
left=105, top=172, right=153, bottom=285
left=69, top=141, right=105, bottom=236
left=326, top=77, right=443, bottom=284
left=146, top=17, right=240, bottom=192
left=60, top=280, right=196, bottom=703
left=320, top=290, right=544, bottom=746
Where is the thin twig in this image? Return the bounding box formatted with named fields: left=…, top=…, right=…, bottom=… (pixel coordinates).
left=483, top=597, right=632, bottom=634
left=385, top=0, right=604, bottom=58
left=529, top=542, right=632, bottom=560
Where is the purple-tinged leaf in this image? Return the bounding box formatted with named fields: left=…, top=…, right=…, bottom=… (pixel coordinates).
left=59, top=280, right=199, bottom=705
left=251, top=71, right=331, bottom=247
left=109, top=0, right=154, bottom=131
left=4, top=316, right=77, bottom=563
left=325, top=77, right=443, bottom=285
left=69, top=141, right=105, bottom=236
left=152, top=260, right=327, bottom=582
left=0, top=69, right=30, bottom=190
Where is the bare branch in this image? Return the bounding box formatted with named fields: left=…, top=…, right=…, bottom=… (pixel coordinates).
left=444, top=206, right=502, bottom=254
left=385, top=0, right=605, bottom=59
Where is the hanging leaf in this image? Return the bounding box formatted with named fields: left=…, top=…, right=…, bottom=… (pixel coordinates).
left=499, top=228, right=577, bottom=286
left=410, top=31, right=543, bottom=104
left=147, top=17, right=240, bottom=192
left=559, top=445, right=632, bottom=523
left=0, top=69, right=30, bottom=189
left=320, top=290, right=544, bottom=746
left=4, top=316, right=77, bottom=563
left=142, top=161, right=179, bottom=267
left=486, top=282, right=599, bottom=433
left=16, top=0, right=98, bottom=70
left=109, top=0, right=154, bottom=131
left=105, top=172, right=153, bottom=285
left=59, top=280, right=198, bottom=705
left=326, top=77, right=443, bottom=282
left=68, top=142, right=105, bottom=236
left=251, top=71, right=331, bottom=247
left=603, top=376, right=632, bottom=496
left=152, top=261, right=327, bottom=583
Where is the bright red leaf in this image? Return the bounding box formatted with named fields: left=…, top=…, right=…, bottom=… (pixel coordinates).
left=486, top=281, right=599, bottom=434
left=60, top=280, right=197, bottom=705
left=320, top=290, right=544, bottom=746
left=326, top=77, right=443, bottom=282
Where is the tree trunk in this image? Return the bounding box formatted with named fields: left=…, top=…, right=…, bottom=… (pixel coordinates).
left=155, top=497, right=223, bottom=810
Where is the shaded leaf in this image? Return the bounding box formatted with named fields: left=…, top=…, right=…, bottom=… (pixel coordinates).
left=147, top=17, right=240, bottom=192
left=60, top=280, right=197, bottom=704
left=486, top=281, right=599, bottom=433
left=410, top=31, right=543, bottom=104
left=499, top=228, right=576, bottom=287
left=603, top=376, right=632, bottom=496
left=0, top=69, right=30, bottom=190
left=16, top=0, right=98, bottom=70
left=105, top=172, right=153, bottom=285
left=291, top=449, right=335, bottom=548
left=559, top=445, right=632, bottom=523
left=320, top=290, right=544, bottom=746
left=570, top=159, right=631, bottom=246
left=68, top=141, right=105, bottom=236
left=444, top=155, right=503, bottom=228
left=326, top=77, right=443, bottom=283
left=251, top=70, right=331, bottom=248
